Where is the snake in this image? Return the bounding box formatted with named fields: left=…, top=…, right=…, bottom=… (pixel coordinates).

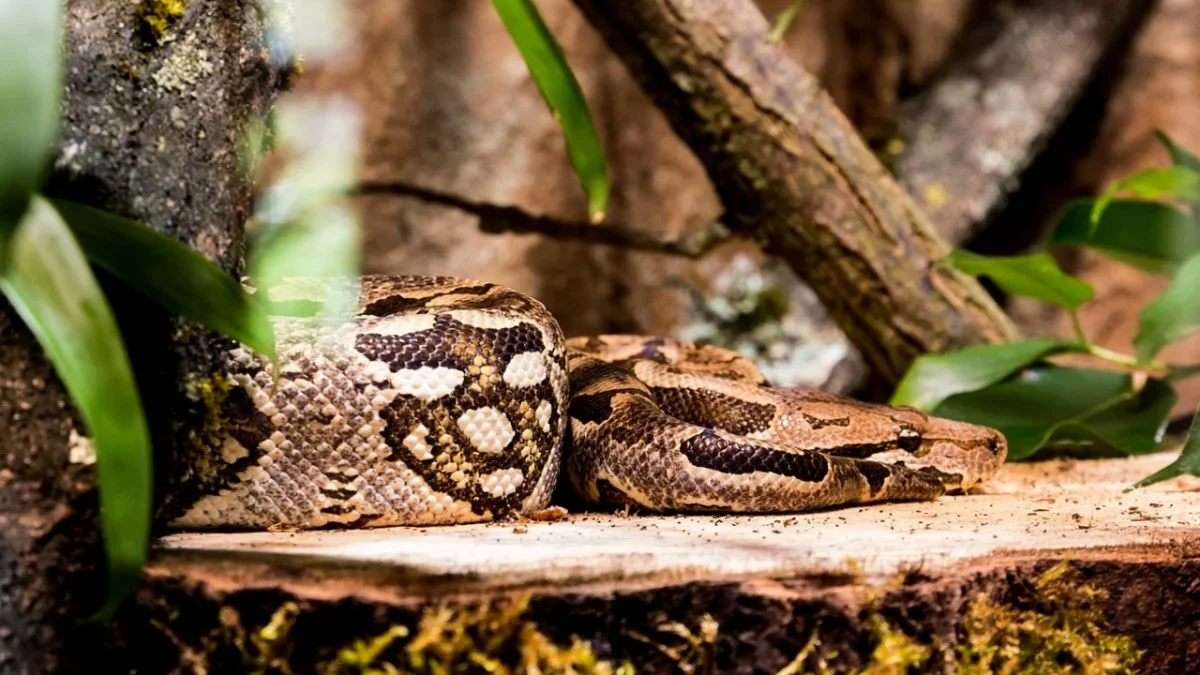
left=172, top=276, right=1007, bottom=529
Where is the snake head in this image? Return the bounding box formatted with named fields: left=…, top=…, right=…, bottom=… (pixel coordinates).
left=880, top=410, right=1008, bottom=493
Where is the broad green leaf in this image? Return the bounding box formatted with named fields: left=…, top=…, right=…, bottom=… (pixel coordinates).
left=1134, top=399, right=1200, bottom=487
left=0, top=1, right=62, bottom=236
left=945, top=249, right=1094, bottom=310
left=1091, top=166, right=1200, bottom=225
left=492, top=0, right=610, bottom=221
left=0, top=198, right=151, bottom=616
left=891, top=338, right=1083, bottom=411
left=1134, top=251, right=1200, bottom=361
left=1155, top=130, right=1200, bottom=173
left=52, top=199, right=275, bottom=361
left=766, top=0, right=807, bottom=44
left=933, top=367, right=1160, bottom=460
left=1052, top=199, right=1200, bottom=276
left=1045, top=377, right=1176, bottom=455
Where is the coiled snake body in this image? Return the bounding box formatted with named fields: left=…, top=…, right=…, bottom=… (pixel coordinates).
left=175, top=277, right=1007, bottom=529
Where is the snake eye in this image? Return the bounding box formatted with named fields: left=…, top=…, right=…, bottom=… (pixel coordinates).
left=897, top=427, right=922, bottom=451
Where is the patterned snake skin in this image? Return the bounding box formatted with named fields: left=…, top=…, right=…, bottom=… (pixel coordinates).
left=173, top=276, right=1007, bottom=529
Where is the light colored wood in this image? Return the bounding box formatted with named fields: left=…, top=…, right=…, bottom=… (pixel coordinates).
left=159, top=453, right=1200, bottom=588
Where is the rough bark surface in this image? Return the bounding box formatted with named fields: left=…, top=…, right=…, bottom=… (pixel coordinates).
left=894, top=0, right=1156, bottom=243
left=0, top=1, right=280, bottom=671
left=570, top=0, right=1017, bottom=382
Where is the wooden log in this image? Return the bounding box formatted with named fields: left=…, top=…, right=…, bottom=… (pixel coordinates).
left=567, top=0, right=1018, bottom=384
left=115, top=454, right=1200, bottom=673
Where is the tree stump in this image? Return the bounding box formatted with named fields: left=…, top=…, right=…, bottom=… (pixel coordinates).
left=109, top=454, right=1200, bottom=673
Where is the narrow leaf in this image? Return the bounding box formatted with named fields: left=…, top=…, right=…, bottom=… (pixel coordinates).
left=53, top=199, right=275, bottom=361
left=934, top=367, right=1142, bottom=460
left=1091, top=166, right=1200, bottom=225
left=0, top=198, right=151, bottom=615
left=0, top=1, right=62, bottom=233
left=1155, top=130, right=1200, bottom=173
left=891, top=338, right=1082, bottom=411
left=766, top=0, right=806, bottom=44
left=1052, top=199, right=1200, bottom=276
left=492, top=0, right=610, bottom=221
left=946, top=249, right=1094, bottom=310
left=1134, top=251, right=1200, bottom=361
left=1134, top=399, right=1200, bottom=488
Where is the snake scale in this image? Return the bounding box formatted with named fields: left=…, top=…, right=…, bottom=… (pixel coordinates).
left=174, top=276, right=1007, bottom=529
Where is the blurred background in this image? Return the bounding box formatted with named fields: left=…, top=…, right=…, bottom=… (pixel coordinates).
left=263, top=0, right=1200, bottom=408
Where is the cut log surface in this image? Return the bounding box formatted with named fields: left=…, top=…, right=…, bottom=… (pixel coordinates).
left=131, top=454, right=1200, bottom=673
left=159, top=453, right=1200, bottom=591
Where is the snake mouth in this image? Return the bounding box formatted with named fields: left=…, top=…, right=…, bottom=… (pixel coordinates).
left=917, top=466, right=965, bottom=492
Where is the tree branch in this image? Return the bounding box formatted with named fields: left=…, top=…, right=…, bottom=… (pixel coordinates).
left=569, top=0, right=1018, bottom=383
left=893, top=0, right=1155, bottom=242
left=354, top=181, right=732, bottom=258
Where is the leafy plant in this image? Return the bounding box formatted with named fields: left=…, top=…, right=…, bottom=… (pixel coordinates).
left=0, top=1, right=275, bottom=615
left=894, top=132, right=1200, bottom=485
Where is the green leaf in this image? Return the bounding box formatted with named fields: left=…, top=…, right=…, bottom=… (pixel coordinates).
left=1155, top=130, right=1200, bottom=173
left=0, top=198, right=151, bottom=616
left=1051, top=199, right=1200, bottom=276
left=933, top=366, right=1166, bottom=460
left=1045, top=377, right=1176, bottom=454
left=1134, top=399, right=1200, bottom=488
left=52, top=199, right=275, bottom=361
left=492, top=0, right=610, bottom=221
left=0, top=0, right=62, bottom=233
left=1133, top=251, right=1200, bottom=361
left=891, top=338, right=1083, bottom=411
left=766, top=0, right=806, bottom=44
left=1091, top=166, right=1200, bottom=225
left=945, top=249, right=1094, bottom=310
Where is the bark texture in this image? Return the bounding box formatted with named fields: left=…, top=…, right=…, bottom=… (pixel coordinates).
left=0, top=1, right=280, bottom=671
left=894, top=0, right=1156, bottom=242
left=570, top=0, right=1017, bottom=382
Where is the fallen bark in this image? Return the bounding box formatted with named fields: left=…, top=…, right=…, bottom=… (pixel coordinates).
left=0, top=1, right=280, bottom=670
left=894, top=0, right=1156, bottom=243
left=568, top=0, right=1017, bottom=383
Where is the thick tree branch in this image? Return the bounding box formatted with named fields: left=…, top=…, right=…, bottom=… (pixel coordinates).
left=570, top=0, right=1017, bottom=383
left=355, top=181, right=732, bottom=257
left=894, top=0, right=1155, bottom=242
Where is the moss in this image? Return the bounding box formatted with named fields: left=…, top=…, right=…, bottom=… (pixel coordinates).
left=955, top=561, right=1143, bottom=674
left=374, top=596, right=630, bottom=675
left=782, top=561, right=1141, bottom=675
left=139, top=0, right=188, bottom=42
left=629, top=613, right=719, bottom=675
left=168, top=596, right=629, bottom=675
left=859, top=616, right=934, bottom=675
